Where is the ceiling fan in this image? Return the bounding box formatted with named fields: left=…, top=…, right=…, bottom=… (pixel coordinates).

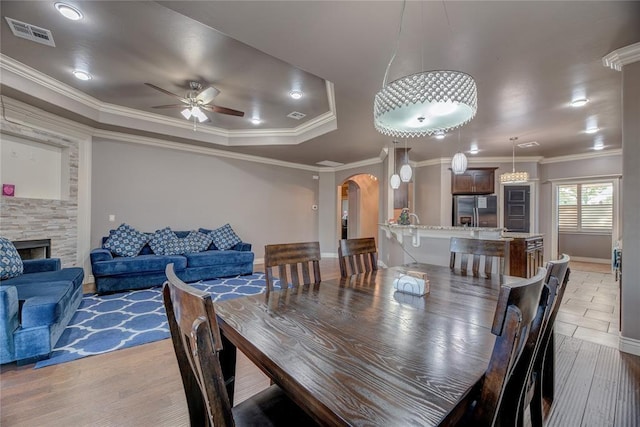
left=145, top=81, right=245, bottom=130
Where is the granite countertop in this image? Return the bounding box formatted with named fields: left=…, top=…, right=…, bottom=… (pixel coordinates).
left=380, top=224, right=505, bottom=232
left=501, top=232, right=545, bottom=239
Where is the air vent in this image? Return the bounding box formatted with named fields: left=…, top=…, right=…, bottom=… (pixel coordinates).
left=5, top=17, right=55, bottom=47
left=518, top=141, right=539, bottom=148
left=287, top=111, right=306, bottom=120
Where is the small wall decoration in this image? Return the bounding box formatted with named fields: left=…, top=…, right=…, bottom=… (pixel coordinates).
left=2, top=184, right=15, bottom=197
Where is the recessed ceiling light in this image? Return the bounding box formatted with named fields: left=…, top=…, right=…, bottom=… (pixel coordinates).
left=593, top=144, right=604, bottom=151
left=434, top=131, right=445, bottom=140
left=250, top=118, right=261, bottom=125
left=571, top=98, right=589, bottom=107
left=72, top=70, right=91, bottom=81
left=55, top=3, right=83, bottom=20
left=468, top=148, right=479, bottom=155
left=585, top=127, right=599, bottom=134
left=289, top=90, right=303, bottom=100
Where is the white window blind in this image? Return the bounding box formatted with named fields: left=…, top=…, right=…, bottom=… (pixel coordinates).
left=558, top=182, right=612, bottom=232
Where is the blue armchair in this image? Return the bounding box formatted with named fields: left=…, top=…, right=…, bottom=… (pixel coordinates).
left=0, top=258, right=84, bottom=364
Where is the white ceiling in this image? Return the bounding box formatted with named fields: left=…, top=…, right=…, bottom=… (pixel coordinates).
left=1, top=1, right=639, bottom=166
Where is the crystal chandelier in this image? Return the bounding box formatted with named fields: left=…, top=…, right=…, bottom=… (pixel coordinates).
left=374, top=1, right=477, bottom=138
left=390, top=141, right=401, bottom=189
left=451, top=130, right=468, bottom=175
left=500, top=137, right=529, bottom=183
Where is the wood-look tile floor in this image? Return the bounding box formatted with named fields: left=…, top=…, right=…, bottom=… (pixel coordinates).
left=556, top=261, right=621, bottom=349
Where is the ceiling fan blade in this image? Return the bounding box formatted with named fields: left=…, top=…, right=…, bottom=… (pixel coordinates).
left=202, top=105, right=245, bottom=117
left=197, top=86, right=220, bottom=105
left=151, top=104, right=188, bottom=109
left=144, top=83, right=185, bottom=101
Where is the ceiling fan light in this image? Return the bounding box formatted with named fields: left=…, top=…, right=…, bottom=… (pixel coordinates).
left=180, top=108, right=192, bottom=120
left=399, top=163, right=412, bottom=182
left=192, top=107, right=208, bottom=123
left=451, top=152, right=468, bottom=175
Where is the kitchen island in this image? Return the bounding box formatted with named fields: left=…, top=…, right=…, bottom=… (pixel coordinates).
left=380, top=224, right=507, bottom=269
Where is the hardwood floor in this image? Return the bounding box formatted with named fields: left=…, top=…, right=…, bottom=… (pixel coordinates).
left=1, top=260, right=637, bottom=426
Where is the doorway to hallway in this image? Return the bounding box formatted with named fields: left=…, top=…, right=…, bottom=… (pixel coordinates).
left=338, top=174, right=379, bottom=243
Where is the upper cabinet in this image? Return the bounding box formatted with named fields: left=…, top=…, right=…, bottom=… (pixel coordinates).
left=451, top=167, right=497, bottom=195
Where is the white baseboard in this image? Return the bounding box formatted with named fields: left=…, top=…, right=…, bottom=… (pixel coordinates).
left=253, top=258, right=264, bottom=265
left=86, top=274, right=95, bottom=285
left=321, top=252, right=338, bottom=258
left=619, top=336, right=640, bottom=356
left=570, top=256, right=611, bottom=264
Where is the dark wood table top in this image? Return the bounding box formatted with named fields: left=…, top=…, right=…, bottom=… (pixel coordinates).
left=215, top=263, right=520, bottom=426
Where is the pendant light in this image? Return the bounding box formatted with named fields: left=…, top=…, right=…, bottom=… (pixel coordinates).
left=390, top=141, right=401, bottom=189
left=500, top=137, right=529, bottom=183
left=451, top=129, right=468, bottom=175
left=374, top=0, right=477, bottom=138
left=399, top=139, right=413, bottom=182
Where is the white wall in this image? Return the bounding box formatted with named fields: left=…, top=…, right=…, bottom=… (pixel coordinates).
left=1, top=135, right=63, bottom=200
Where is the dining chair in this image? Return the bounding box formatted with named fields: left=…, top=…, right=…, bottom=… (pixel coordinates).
left=449, top=237, right=508, bottom=279
left=521, top=254, right=571, bottom=427
left=496, top=254, right=570, bottom=426
left=162, top=264, right=316, bottom=427
left=456, top=267, right=547, bottom=426
left=264, top=241, right=321, bottom=291
left=338, top=237, right=378, bottom=277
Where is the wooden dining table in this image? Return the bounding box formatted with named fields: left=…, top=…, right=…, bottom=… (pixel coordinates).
left=214, top=263, right=522, bottom=426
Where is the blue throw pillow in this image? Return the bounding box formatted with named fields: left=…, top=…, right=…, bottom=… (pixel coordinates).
left=150, top=227, right=180, bottom=255
left=209, top=224, right=242, bottom=251
left=0, top=236, right=23, bottom=280
left=184, top=231, right=214, bottom=253
left=103, top=223, right=150, bottom=257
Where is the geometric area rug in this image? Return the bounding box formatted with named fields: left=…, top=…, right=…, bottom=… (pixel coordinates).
left=35, top=273, right=273, bottom=369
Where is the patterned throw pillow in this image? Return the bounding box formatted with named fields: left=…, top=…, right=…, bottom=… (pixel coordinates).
left=149, top=227, right=180, bottom=255
left=209, top=224, right=242, bottom=251
left=184, top=231, right=214, bottom=253
left=103, top=223, right=150, bottom=257
left=0, top=236, right=24, bottom=280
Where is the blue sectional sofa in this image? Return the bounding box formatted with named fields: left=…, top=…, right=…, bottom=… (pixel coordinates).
left=90, top=230, right=254, bottom=294
left=0, top=258, right=84, bottom=364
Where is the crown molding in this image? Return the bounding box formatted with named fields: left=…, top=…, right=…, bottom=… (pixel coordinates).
left=414, top=156, right=544, bottom=168
left=0, top=54, right=337, bottom=147
left=1, top=96, right=93, bottom=142
left=92, top=129, right=321, bottom=172
left=602, top=42, right=640, bottom=71
left=539, top=149, right=622, bottom=164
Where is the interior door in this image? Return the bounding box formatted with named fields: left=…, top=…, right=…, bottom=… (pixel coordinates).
left=504, top=186, right=530, bottom=232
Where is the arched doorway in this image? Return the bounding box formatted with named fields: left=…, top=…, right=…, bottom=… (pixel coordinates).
left=338, top=174, right=380, bottom=243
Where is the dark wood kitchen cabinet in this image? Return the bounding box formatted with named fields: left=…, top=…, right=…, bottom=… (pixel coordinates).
left=451, top=167, right=497, bottom=195
left=508, top=234, right=544, bottom=278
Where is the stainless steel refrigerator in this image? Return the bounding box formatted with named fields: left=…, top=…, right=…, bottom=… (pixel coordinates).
left=452, top=195, right=498, bottom=227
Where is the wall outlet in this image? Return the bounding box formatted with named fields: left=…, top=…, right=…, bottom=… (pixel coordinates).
left=108, top=214, right=116, bottom=222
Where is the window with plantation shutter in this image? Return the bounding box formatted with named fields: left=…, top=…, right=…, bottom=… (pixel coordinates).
left=558, top=182, right=613, bottom=232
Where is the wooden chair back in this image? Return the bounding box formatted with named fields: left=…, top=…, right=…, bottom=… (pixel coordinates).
left=264, top=241, right=321, bottom=291
left=469, top=267, right=547, bottom=426
left=162, top=264, right=234, bottom=427
left=524, top=254, right=571, bottom=427
left=449, top=237, right=508, bottom=279
left=497, top=255, right=571, bottom=425
left=338, top=237, right=378, bottom=277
